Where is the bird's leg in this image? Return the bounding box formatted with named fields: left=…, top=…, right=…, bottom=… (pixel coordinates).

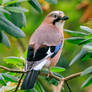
left=47, top=68, right=53, bottom=77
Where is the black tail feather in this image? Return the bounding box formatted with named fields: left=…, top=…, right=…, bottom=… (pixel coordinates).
left=21, top=70, right=40, bottom=90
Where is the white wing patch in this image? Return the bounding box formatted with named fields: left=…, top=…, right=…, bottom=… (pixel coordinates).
left=33, top=48, right=53, bottom=70
left=33, top=59, right=47, bottom=70
left=47, top=48, right=53, bottom=57
left=47, top=48, right=51, bottom=55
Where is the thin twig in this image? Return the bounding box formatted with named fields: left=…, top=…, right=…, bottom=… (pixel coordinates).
left=57, top=79, right=64, bottom=92
left=64, top=72, right=82, bottom=81
left=0, top=65, right=26, bottom=73
left=65, top=81, right=72, bottom=92
left=15, top=73, right=24, bottom=92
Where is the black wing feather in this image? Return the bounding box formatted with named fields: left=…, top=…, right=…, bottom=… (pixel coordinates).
left=27, top=46, right=49, bottom=61
left=27, top=46, right=34, bottom=61
left=34, top=47, right=49, bottom=61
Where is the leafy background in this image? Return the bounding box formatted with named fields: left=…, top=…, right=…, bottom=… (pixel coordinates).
left=0, top=0, right=92, bottom=92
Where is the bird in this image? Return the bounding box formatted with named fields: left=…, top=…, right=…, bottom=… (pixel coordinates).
left=21, top=11, right=69, bottom=90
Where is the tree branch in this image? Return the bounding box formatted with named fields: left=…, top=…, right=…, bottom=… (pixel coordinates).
left=0, top=65, right=82, bottom=92
left=0, top=65, right=26, bottom=73
left=53, top=79, right=64, bottom=92
left=64, top=72, right=82, bottom=81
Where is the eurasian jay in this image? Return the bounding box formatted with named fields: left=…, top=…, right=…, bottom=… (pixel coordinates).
left=21, top=11, right=69, bottom=90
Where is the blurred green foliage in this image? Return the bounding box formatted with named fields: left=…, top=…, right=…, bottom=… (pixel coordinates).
left=0, top=0, right=92, bottom=92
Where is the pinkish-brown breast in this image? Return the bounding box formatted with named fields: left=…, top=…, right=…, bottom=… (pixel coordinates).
left=29, top=23, right=63, bottom=50
left=49, top=43, right=64, bottom=67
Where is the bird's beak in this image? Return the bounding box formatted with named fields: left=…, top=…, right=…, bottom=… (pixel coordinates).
left=60, top=16, right=69, bottom=20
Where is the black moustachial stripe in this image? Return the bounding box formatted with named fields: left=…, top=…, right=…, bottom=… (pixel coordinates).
left=53, top=17, right=61, bottom=25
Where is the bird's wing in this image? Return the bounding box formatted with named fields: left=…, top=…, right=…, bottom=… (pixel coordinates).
left=27, top=40, right=63, bottom=61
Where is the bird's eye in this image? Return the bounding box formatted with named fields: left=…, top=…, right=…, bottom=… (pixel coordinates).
left=53, top=14, right=58, bottom=18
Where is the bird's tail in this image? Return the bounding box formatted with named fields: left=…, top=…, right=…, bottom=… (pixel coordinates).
left=21, top=70, right=40, bottom=90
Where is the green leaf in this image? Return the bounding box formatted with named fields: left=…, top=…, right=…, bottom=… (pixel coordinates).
left=65, top=37, right=85, bottom=44
left=51, top=67, right=65, bottom=72
left=80, top=26, right=92, bottom=33
left=44, top=76, right=59, bottom=86
left=24, top=88, right=37, bottom=92
left=81, top=66, right=92, bottom=76
left=84, top=34, right=92, bottom=39
left=8, top=3, right=26, bottom=28
left=0, top=15, right=25, bottom=38
left=0, top=12, right=3, bottom=16
left=79, top=38, right=92, bottom=45
left=5, top=84, right=16, bottom=91
left=28, top=0, right=42, bottom=13
left=0, top=7, right=10, bottom=14
left=46, top=0, right=58, bottom=4
left=2, top=73, right=18, bottom=82
left=35, top=80, right=44, bottom=92
left=41, top=69, right=49, bottom=75
left=24, top=49, right=27, bottom=59
left=69, top=48, right=87, bottom=66
left=0, top=73, right=6, bottom=86
left=81, top=53, right=92, bottom=61
left=53, top=72, right=64, bottom=78
left=0, top=0, right=2, bottom=4
left=83, top=43, right=92, bottom=51
left=10, top=12, right=26, bottom=28
left=0, top=31, right=10, bottom=48
left=64, top=29, right=89, bottom=37
left=0, top=31, right=2, bottom=42
left=3, top=56, right=24, bottom=64
left=3, top=0, right=27, bottom=6
left=49, top=78, right=58, bottom=86
left=3, top=0, right=11, bottom=4
left=70, top=43, right=92, bottom=65
left=5, top=6, right=28, bottom=13
left=81, top=75, right=92, bottom=88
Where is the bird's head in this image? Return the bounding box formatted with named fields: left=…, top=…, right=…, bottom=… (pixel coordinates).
left=44, top=11, right=69, bottom=29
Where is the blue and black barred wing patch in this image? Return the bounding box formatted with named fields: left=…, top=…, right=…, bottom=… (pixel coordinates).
left=51, top=41, right=63, bottom=58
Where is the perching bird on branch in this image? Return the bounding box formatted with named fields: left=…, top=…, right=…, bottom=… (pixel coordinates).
left=21, top=11, right=69, bottom=90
